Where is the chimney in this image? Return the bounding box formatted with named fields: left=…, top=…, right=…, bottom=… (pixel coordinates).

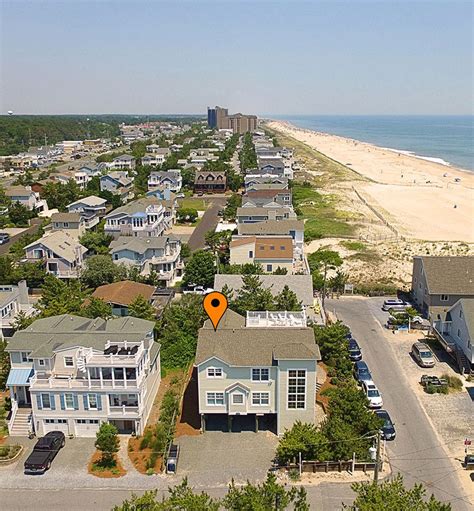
left=18, top=280, right=29, bottom=305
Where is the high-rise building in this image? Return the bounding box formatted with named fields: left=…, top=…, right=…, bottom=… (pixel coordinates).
left=207, top=105, right=257, bottom=134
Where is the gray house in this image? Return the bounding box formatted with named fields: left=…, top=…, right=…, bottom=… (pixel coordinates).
left=195, top=309, right=320, bottom=435
left=411, top=256, right=474, bottom=320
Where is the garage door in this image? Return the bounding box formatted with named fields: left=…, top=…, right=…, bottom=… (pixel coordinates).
left=74, top=419, right=101, bottom=437
left=43, top=418, right=69, bottom=434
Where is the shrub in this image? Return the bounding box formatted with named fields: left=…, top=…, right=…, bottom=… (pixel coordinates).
left=426, top=384, right=448, bottom=395
left=441, top=373, right=463, bottom=391
left=140, top=429, right=153, bottom=450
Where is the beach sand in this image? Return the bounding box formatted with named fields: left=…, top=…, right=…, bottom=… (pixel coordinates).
left=268, top=121, right=474, bottom=242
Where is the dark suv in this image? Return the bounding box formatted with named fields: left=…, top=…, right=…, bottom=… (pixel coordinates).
left=348, top=339, right=362, bottom=361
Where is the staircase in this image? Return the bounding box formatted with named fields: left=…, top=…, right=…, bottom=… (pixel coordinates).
left=455, top=347, right=473, bottom=376
left=9, top=408, right=32, bottom=437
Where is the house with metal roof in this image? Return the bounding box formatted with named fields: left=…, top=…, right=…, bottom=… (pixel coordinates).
left=195, top=309, right=320, bottom=435
left=5, top=314, right=161, bottom=437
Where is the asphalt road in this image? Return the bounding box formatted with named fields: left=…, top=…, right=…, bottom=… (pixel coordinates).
left=0, top=218, right=43, bottom=256
left=187, top=196, right=227, bottom=251
left=326, top=296, right=472, bottom=511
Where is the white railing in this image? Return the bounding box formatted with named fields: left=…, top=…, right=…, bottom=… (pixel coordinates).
left=30, top=374, right=142, bottom=390
left=109, top=405, right=140, bottom=416
left=86, top=343, right=144, bottom=366
left=246, top=310, right=307, bottom=328
left=7, top=399, right=18, bottom=433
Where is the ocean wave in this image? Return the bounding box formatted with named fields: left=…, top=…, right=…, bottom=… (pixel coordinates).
left=383, top=148, right=451, bottom=167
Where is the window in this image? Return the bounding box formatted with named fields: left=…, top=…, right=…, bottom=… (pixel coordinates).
left=76, top=419, right=99, bottom=424
left=64, top=356, right=74, bottom=367
left=459, top=310, right=463, bottom=318
left=248, top=250, right=253, bottom=258
left=206, top=392, right=224, bottom=406
left=88, top=394, right=98, bottom=410
left=457, top=329, right=461, bottom=337
left=440, top=294, right=449, bottom=302
left=270, top=245, right=275, bottom=250
left=41, top=393, right=51, bottom=409
left=288, top=369, right=306, bottom=409
left=232, top=393, right=244, bottom=405
left=38, top=359, right=45, bottom=366
left=251, top=368, right=269, bottom=381
left=21, top=352, right=31, bottom=363
left=252, top=392, right=269, bottom=406
left=207, top=367, right=223, bottom=378
left=65, top=394, right=74, bottom=410
left=45, top=419, right=67, bottom=424
left=280, top=246, right=285, bottom=250
left=266, top=264, right=273, bottom=272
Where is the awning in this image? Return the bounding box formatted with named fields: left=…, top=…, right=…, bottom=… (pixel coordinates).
left=6, top=368, right=34, bottom=386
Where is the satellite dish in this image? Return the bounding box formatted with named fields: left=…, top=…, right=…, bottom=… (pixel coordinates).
left=7, top=110, right=13, bottom=115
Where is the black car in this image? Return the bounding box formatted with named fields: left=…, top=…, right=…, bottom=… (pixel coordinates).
left=24, top=431, right=65, bottom=474
left=375, top=409, right=396, bottom=440
left=348, top=339, right=362, bottom=361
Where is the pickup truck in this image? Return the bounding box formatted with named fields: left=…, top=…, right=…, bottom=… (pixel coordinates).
left=24, top=431, right=65, bottom=474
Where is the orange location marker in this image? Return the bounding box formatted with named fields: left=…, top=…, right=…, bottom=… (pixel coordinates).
left=203, top=291, right=228, bottom=331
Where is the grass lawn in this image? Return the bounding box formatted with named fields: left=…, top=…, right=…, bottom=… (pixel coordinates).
left=339, top=240, right=367, bottom=251
left=177, top=198, right=207, bottom=211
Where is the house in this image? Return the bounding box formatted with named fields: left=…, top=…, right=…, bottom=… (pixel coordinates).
left=242, top=189, right=292, bottom=208
left=5, top=314, right=160, bottom=437
left=148, top=171, right=182, bottom=193
left=432, top=299, right=474, bottom=375
left=24, top=231, right=87, bottom=279
left=257, top=157, right=285, bottom=176
left=145, top=188, right=175, bottom=201
left=73, top=171, right=92, bottom=189
left=236, top=206, right=296, bottom=224
left=245, top=182, right=288, bottom=192
left=100, top=172, right=133, bottom=199
left=67, top=195, right=107, bottom=229
left=50, top=212, right=85, bottom=235
left=109, top=236, right=182, bottom=286
left=237, top=220, right=304, bottom=251
left=107, top=154, right=136, bottom=170
left=411, top=256, right=474, bottom=320
left=104, top=198, right=170, bottom=239
left=0, top=281, right=34, bottom=339
left=5, top=186, right=43, bottom=211
left=213, top=274, right=314, bottom=309
left=141, top=154, right=167, bottom=167
left=91, top=280, right=169, bottom=317
left=194, top=172, right=226, bottom=194
left=195, top=309, right=320, bottom=434
left=229, top=236, right=294, bottom=274
left=145, top=145, right=170, bottom=156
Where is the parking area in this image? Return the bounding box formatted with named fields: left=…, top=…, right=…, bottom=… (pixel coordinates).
left=176, top=431, right=278, bottom=486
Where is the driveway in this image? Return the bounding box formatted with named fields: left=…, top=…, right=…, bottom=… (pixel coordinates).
left=176, top=431, right=278, bottom=486
left=0, top=218, right=42, bottom=256
left=187, top=196, right=227, bottom=251
left=327, top=296, right=473, bottom=511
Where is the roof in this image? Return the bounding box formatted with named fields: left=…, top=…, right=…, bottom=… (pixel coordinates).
left=51, top=212, right=81, bottom=224
left=238, top=220, right=303, bottom=236
left=92, top=280, right=156, bottom=306
left=446, top=298, right=474, bottom=339
left=236, top=206, right=293, bottom=216
left=6, top=314, right=156, bottom=358
left=6, top=368, right=34, bottom=386
left=68, top=195, right=107, bottom=208
left=113, top=154, right=135, bottom=161
left=24, top=230, right=87, bottom=262
left=417, top=256, right=474, bottom=295
left=194, top=171, right=226, bottom=182
left=5, top=186, right=33, bottom=197
left=195, top=309, right=319, bottom=366
left=105, top=198, right=162, bottom=217
left=214, top=274, right=313, bottom=306
left=245, top=189, right=290, bottom=199
left=230, top=237, right=255, bottom=249
left=109, top=235, right=177, bottom=255
left=255, top=237, right=294, bottom=259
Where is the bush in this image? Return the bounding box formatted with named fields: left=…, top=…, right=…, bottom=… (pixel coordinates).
left=140, top=429, right=153, bottom=450
left=426, top=384, right=449, bottom=395
left=441, top=374, right=463, bottom=391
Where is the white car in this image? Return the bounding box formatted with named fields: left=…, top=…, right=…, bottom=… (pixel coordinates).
left=382, top=299, right=406, bottom=311
left=362, top=382, right=383, bottom=409
left=183, top=286, right=214, bottom=295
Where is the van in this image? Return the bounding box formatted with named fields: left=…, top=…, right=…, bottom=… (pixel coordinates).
left=382, top=299, right=406, bottom=311
left=411, top=342, right=435, bottom=368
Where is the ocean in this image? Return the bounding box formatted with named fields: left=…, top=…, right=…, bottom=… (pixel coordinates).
left=271, top=115, right=473, bottom=171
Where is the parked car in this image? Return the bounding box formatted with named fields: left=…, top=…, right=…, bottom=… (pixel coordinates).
left=412, top=342, right=436, bottom=368
left=382, top=299, right=406, bottom=311
left=24, top=431, right=65, bottom=474
left=375, top=409, right=396, bottom=440
left=176, top=193, right=185, bottom=198
left=183, top=285, right=214, bottom=295
left=0, top=233, right=10, bottom=245
left=354, top=360, right=373, bottom=385
left=362, top=381, right=383, bottom=409
left=348, top=339, right=362, bottom=361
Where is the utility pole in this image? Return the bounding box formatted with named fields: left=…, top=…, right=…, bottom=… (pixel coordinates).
left=373, top=430, right=382, bottom=484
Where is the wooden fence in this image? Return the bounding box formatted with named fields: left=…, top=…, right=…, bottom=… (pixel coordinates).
left=276, top=459, right=379, bottom=474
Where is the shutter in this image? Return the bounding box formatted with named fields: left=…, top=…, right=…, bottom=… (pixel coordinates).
left=73, top=394, right=79, bottom=410
left=36, top=394, right=42, bottom=410
left=50, top=394, right=56, bottom=410
left=83, top=395, right=89, bottom=411
left=96, top=394, right=102, bottom=411
left=60, top=394, right=65, bottom=410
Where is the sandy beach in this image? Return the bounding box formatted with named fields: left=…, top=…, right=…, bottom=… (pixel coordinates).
left=268, top=120, right=474, bottom=242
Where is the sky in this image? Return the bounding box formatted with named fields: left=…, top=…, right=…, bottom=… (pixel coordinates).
left=0, top=0, right=472, bottom=115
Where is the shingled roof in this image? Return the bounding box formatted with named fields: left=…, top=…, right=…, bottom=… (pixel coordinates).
left=417, top=256, right=474, bottom=295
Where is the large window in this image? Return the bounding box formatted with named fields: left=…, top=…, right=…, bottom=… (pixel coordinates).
left=207, top=367, right=223, bottom=378
left=88, top=394, right=98, bottom=410
left=65, top=394, right=74, bottom=410
left=41, top=393, right=51, bottom=409
left=206, top=392, right=224, bottom=406
left=251, top=368, right=269, bottom=382
left=252, top=392, right=269, bottom=406
left=288, top=369, right=306, bottom=409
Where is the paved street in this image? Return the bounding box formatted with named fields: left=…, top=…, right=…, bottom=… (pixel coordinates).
left=326, top=296, right=473, bottom=511
left=187, top=196, right=227, bottom=251
left=0, top=218, right=43, bottom=256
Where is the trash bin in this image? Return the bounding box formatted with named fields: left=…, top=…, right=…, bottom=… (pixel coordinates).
left=166, top=444, right=179, bottom=474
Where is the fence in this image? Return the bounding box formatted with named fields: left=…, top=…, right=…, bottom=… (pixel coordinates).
left=276, top=459, right=380, bottom=474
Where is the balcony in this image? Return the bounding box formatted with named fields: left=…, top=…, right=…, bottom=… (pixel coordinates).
left=80, top=342, right=145, bottom=366
left=109, top=405, right=140, bottom=416
left=30, top=374, right=143, bottom=390
left=246, top=310, right=307, bottom=328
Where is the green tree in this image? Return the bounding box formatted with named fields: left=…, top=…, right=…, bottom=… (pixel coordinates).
left=346, top=474, right=452, bottom=511
left=308, top=249, right=343, bottom=304
left=276, top=421, right=330, bottom=464
left=81, top=297, right=112, bottom=319
left=8, top=202, right=33, bottom=226
left=37, top=275, right=87, bottom=316
left=274, top=285, right=302, bottom=311
left=313, top=322, right=352, bottom=378
left=81, top=255, right=126, bottom=289
left=182, top=250, right=216, bottom=288
left=95, top=422, right=120, bottom=467
left=231, top=274, right=275, bottom=315
left=128, top=295, right=155, bottom=321
left=177, top=208, right=198, bottom=223
left=79, top=230, right=113, bottom=255
left=273, top=266, right=288, bottom=275
left=223, top=193, right=241, bottom=221
left=11, top=310, right=35, bottom=331
left=180, top=242, right=191, bottom=260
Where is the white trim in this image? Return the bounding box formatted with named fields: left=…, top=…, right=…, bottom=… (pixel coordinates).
left=64, top=356, right=75, bottom=368
left=286, top=368, right=307, bottom=411
left=250, top=367, right=270, bottom=382
left=206, top=367, right=223, bottom=378
left=38, top=359, right=45, bottom=366
left=87, top=393, right=98, bottom=410
left=64, top=393, right=74, bottom=410
left=251, top=392, right=270, bottom=406
left=206, top=392, right=225, bottom=406
left=231, top=392, right=244, bottom=405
